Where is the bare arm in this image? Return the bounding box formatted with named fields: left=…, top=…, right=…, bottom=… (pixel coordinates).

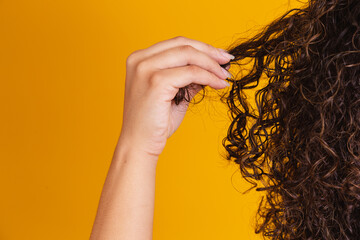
left=89, top=136, right=158, bottom=240
left=89, top=36, right=233, bottom=240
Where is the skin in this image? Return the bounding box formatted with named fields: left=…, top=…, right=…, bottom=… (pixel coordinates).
left=89, top=36, right=234, bottom=240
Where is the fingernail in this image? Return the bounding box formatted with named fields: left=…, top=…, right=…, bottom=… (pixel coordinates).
left=221, top=67, right=232, bottom=79
left=222, top=80, right=230, bottom=87
left=218, top=48, right=235, bottom=60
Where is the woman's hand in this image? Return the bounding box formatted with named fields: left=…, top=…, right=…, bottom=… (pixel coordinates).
left=90, top=36, right=234, bottom=240
left=119, top=36, right=234, bottom=158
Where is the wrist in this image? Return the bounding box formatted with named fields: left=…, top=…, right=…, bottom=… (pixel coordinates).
left=114, top=134, right=160, bottom=165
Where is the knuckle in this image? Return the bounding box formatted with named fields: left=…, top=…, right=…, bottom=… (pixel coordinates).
left=205, top=59, right=217, bottom=69
left=178, top=44, right=194, bottom=53
left=172, top=36, right=187, bottom=42
left=210, top=45, right=220, bottom=57
left=148, top=72, right=162, bottom=87
left=126, top=50, right=141, bottom=66
left=202, top=42, right=218, bottom=57
left=205, top=42, right=216, bottom=52
left=187, top=65, right=200, bottom=74
left=135, top=60, right=149, bottom=74
left=178, top=45, right=195, bottom=61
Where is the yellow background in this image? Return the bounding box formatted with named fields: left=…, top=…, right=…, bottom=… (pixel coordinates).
left=0, top=0, right=303, bottom=239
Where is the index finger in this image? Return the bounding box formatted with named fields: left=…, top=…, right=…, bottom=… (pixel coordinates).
left=133, top=36, right=234, bottom=65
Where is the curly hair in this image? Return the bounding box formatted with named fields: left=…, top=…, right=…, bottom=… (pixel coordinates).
left=174, top=0, right=360, bottom=239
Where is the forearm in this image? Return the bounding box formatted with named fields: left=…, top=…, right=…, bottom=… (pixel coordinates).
left=90, top=136, right=159, bottom=240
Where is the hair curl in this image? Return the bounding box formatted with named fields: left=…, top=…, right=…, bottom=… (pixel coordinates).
left=175, top=0, right=360, bottom=239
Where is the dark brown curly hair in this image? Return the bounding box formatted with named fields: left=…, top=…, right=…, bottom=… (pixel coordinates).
left=174, top=0, right=360, bottom=239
